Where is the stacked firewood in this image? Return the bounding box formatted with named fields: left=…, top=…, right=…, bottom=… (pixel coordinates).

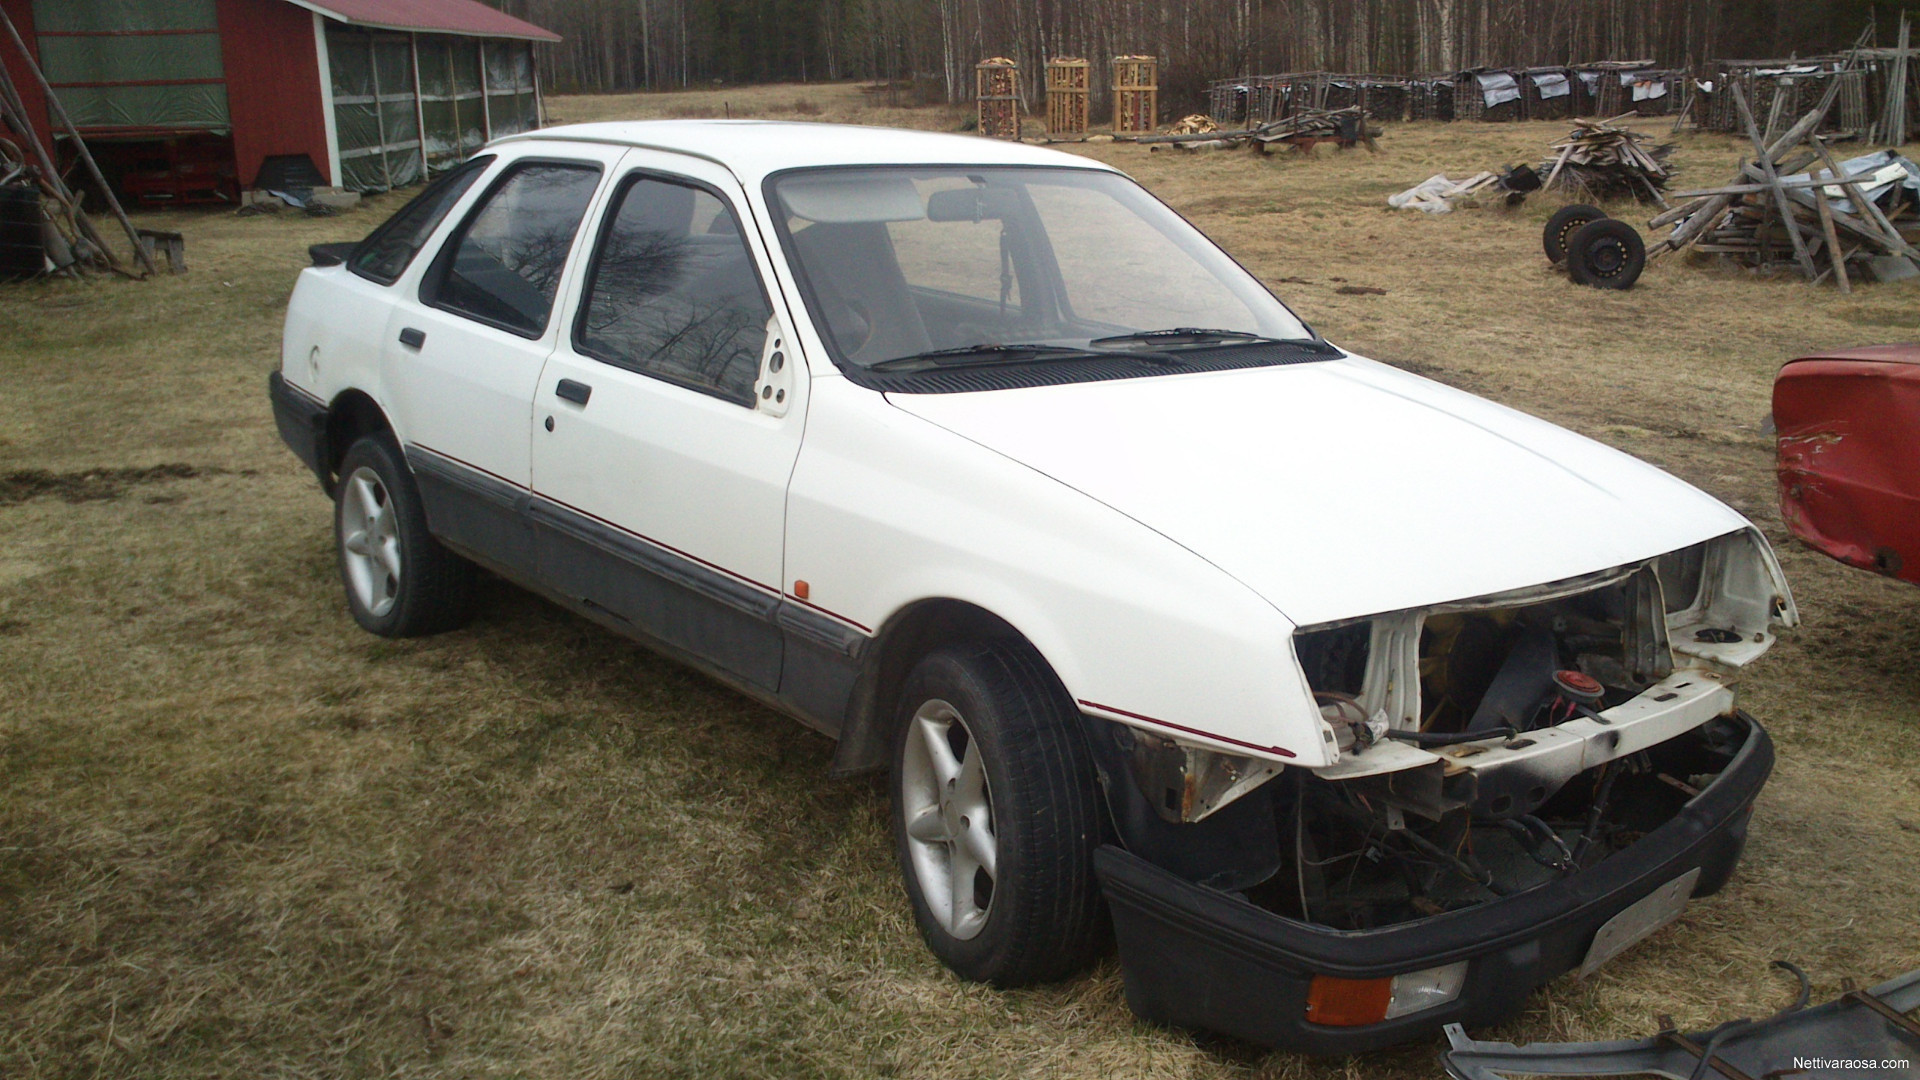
left=1540, top=116, right=1673, bottom=204
left=1651, top=83, right=1920, bottom=291
left=1142, top=106, right=1378, bottom=152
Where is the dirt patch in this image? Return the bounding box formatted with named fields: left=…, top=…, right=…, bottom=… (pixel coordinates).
left=0, top=465, right=215, bottom=507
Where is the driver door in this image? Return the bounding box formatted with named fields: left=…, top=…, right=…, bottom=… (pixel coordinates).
left=530, top=150, right=805, bottom=690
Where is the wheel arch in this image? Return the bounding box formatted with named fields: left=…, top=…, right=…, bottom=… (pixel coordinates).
left=829, top=597, right=1067, bottom=778
left=322, top=389, right=395, bottom=493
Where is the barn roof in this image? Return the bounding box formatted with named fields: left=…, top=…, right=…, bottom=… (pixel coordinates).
left=287, top=0, right=562, bottom=43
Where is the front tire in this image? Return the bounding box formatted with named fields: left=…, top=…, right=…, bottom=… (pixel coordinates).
left=333, top=434, right=473, bottom=637
left=890, top=642, right=1105, bottom=987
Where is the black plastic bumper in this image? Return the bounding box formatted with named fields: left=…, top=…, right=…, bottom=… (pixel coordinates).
left=1094, top=713, right=1772, bottom=1055
left=268, top=370, right=330, bottom=489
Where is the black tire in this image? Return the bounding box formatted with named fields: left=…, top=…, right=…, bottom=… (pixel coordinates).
left=1566, top=218, right=1647, bottom=290
left=1543, top=204, right=1608, bottom=264
left=889, top=642, right=1104, bottom=987
left=333, top=434, right=474, bottom=637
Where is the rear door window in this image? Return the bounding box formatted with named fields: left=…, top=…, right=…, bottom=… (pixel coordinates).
left=423, top=161, right=602, bottom=338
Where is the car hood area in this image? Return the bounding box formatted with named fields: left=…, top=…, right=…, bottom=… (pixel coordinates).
left=885, top=355, right=1754, bottom=628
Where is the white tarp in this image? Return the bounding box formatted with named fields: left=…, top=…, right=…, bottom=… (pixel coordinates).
left=1579, top=71, right=1601, bottom=92
left=1475, top=71, right=1521, bottom=107
left=1783, top=150, right=1920, bottom=217
left=1631, top=78, right=1669, bottom=101
left=1530, top=71, right=1571, bottom=99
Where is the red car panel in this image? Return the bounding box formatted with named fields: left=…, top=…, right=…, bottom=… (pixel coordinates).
left=1774, top=344, right=1920, bottom=583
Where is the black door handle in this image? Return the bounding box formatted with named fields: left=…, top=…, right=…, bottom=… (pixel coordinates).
left=555, top=379, right=592, bottom=405
left=398, top=327, right=426, bottom=349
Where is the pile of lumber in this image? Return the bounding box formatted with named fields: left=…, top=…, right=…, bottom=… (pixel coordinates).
left=1142, top=106, right=1378, bottom=153
left=1540, top=116, right=1673, bottom=204
left=1651, top=81, right=1920, bottom=291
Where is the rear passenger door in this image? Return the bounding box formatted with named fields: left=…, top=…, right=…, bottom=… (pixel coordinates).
left=381, top=150, right=618, bottom=577
left=530, top=151, right=803, bottom=691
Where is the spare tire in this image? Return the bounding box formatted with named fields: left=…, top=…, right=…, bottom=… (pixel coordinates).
left=1543, top=204, right=1608, bottom=264
left=1566, top=218, right=1646, bottom=290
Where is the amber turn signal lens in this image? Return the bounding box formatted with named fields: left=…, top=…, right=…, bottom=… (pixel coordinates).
left=1305, top=974, right=1393, bottom=1026
left=793, top=580, right=810, bottom=599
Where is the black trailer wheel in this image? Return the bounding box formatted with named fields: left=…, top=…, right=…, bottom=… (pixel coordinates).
left=1566, top=218, right=1646, bottom=290
left=1543, top=204, right=1608, bottom=264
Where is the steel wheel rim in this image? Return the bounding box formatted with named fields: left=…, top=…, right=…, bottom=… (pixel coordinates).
left=900, top=698, right=997, bottom=940
left=1592, top=241, right=1626, bottom=275
left=339, top=466, right=401, bottom=618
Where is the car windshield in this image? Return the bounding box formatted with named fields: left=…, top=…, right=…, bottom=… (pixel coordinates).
left=766, top=166, right=1313, bottom=369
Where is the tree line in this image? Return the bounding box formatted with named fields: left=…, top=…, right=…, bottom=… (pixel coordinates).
left=492, top=0, right=1920, bottom=114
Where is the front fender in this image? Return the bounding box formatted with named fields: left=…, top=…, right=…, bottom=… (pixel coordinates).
left=785, top=377, right=1332, bottom=767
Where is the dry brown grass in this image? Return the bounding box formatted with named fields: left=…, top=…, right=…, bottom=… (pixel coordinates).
left=1, top=82, right=1917, bottom=1078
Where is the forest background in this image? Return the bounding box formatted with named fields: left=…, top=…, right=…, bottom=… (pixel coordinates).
left=490, top=0, right=1920, bottom=117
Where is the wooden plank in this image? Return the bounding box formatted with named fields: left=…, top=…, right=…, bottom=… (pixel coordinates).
left=1812, top=170, right=1851, bottom=292
left=1732, top=82, right=1819, bottom=281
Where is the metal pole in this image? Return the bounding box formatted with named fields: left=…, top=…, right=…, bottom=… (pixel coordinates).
left=0, top=4, right=154, bottom=276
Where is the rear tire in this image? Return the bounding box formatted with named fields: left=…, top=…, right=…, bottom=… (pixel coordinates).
left=890, top=642, right=1104, bottom=987
left=1543, top=204, right=1608, bottom=264
left=334, top=434, right=474, bottom=637
left=1566, top=218, right=1647, bottom=290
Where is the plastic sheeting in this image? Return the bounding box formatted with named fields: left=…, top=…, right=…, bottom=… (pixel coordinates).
left=329, top=28, right=543, bottom=191
left=32, top=0, right=214, bottom=33
left=37, top=33, right=222, bottom=84
left=32, top=0, right=227, bottom=131
left=330, top=31, right=423, bottom=192
left=1530, top=71, right=1571, bottom=99
left=417, top=36, right=489, bottom=174
left=57, top=85, right=229, bottom=130
left=485, top=41, right=537, bottom=137
left=1475, top=71, right=1520, bottom=108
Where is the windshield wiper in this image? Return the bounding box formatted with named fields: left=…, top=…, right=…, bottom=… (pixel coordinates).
left=867, top=343, right=1100, bottom=372
left=1089, top=328, right=1292, bottom=348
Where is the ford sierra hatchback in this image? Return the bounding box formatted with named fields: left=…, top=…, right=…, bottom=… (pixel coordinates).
left=270, top=121, right=1796, bottom=1052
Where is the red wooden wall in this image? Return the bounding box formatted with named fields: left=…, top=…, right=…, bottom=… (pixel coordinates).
left=217, top=0, right=332, bottom=188
left=0, top=0, right=51, bottom=153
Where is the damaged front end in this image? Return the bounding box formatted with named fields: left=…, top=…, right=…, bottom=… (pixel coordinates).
left=1084, top=528, right=1796, bottom=1053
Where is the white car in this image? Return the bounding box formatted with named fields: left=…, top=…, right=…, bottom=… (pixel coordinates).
left=269, top=121, right=1796, bottom=1053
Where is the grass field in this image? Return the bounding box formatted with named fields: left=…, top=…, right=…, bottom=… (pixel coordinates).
left=2, top=82, right=1918, bottom=1078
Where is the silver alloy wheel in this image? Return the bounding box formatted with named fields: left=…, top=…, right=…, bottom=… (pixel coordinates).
left=339, top=466, right=401, bottom=618
left=901, top=698, right=998, bottom=940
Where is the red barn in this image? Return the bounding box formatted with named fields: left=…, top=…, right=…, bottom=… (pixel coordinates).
left=0, top=0, right=559, bottom=202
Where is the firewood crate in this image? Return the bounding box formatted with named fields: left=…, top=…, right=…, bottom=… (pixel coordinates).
left=1046, top=57, right=1089, bottom=136
left=1112, top=56, right=1157, bottom=134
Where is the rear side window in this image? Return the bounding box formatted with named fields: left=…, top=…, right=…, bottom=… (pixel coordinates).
left=424, top=161, right=601, bottom=338
left=348, top=155, right=493, bottom=285
left=575, top=175, right=772, bottom=405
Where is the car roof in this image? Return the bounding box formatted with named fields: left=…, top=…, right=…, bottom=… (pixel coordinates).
left=491, top=119, right=1123, bottom=185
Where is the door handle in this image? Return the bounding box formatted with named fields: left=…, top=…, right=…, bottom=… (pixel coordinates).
left=555, top=379, right=592, bottom=405
left=398, top=327, right=426, bottom=349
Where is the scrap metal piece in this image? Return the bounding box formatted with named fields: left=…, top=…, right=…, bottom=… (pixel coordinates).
left=1441, top=967, right=1920, bottom=1080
